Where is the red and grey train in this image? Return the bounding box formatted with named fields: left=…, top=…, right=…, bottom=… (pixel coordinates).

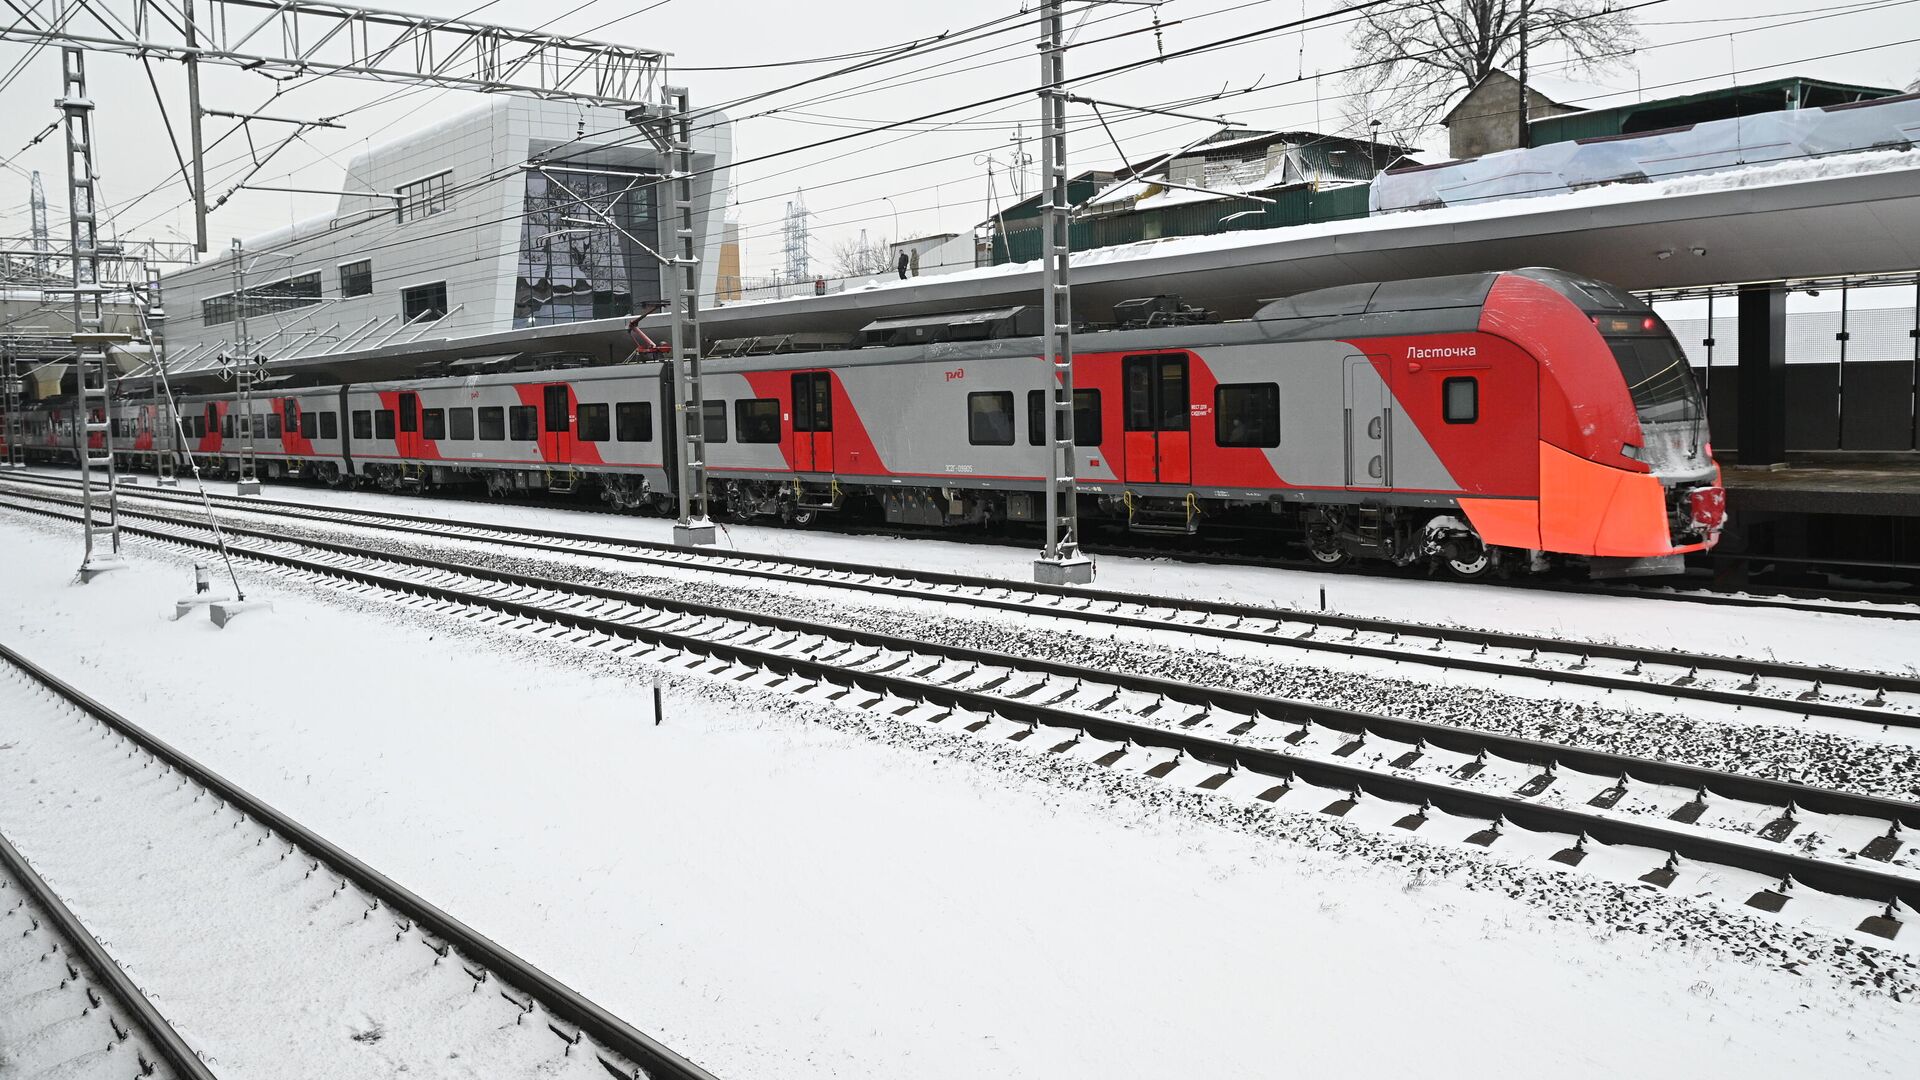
left=5, top=268, right=1725, bottom=578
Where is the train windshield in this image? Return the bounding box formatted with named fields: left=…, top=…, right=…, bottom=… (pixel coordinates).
left=1603, top=333, right=1704, bottom=426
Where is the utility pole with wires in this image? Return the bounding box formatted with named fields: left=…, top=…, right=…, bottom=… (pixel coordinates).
left=1032, top=0, right=1094, bottom=586
left=223, top=237, right=262, bottom=495
left=56, top=47, right=128, bottom=583
left=630, top=86, right=715, bottom=546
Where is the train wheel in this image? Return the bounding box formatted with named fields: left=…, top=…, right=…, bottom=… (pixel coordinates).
left=1305, top=537, right=1351, bottom=570
left=1444, top=544, right=1495, bottom=581
left=784, top=506, right=817, bottom=527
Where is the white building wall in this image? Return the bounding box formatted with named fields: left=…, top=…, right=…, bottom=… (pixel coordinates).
left=159, top=96, right=732, bottom=370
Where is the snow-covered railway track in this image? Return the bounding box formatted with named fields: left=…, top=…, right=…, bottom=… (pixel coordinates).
left=0, top=642, right=721, bottom=1080
left=7, top=495, right=1917, bottom=946
left=6, top=472, right=1916, bottom=731
left=1, top=825, right=213, bottom=1080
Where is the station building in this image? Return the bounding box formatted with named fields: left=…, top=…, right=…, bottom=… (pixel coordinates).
left=156, top=96, right=732, bottom=375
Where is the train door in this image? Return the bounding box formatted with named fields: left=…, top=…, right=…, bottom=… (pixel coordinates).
left=1121, top=354, right=1191, bottom=484
left=1344, top=357, right=1390, bottom=487
left=542, top=384, right=573, bottom=464
left=789, top=371, right=833, bottom=473
left=397, top=391, right=421, bottom=458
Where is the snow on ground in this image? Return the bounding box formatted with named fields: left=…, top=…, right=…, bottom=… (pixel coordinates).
left=2, top=510, right=1917, bottom=1079
left=37, top=469, right=1919, bottom=677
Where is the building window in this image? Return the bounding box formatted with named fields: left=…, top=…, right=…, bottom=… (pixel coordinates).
left=968, top=391, right=1015, bottom=445
left=1026, top=388, right=1101, bottom=446
left=1215, top=383, right=1280, bottom=447
left=1443, top=377, right=1479, bottom=424
left=477, top=407, right=505, bottom=441
left=577, top=403, right=610, bottom=442
left=401, top=282, right=448, bottom=323
left=448, top=407, right=475, bottom=441
left=396, top=171, right=450, bottom=222
left=422, top=408, right=446, bottom=440
left=736, top=398, right=781, bottom=443
left=509, top=405, right=538, bottom=441
left=616, top=401, right=652, bottom=442
left=513, top=168, right=658, bottom=328
left=339, top=259, right=372, bottom=297
left=201, top=270, right=322, bottom=326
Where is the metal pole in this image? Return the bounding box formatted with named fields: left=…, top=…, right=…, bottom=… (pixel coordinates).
left=147, top=270, right=179, bottom=486
left=60, top=47, right=125, bottom=581
left=1516, top=0, right=1531, bottom=151
left=658, top=85, right=713, bottom=545
left=185, top=2, right=209, bottom=253
left=1033, top=0, right=1092, bottom=585
left=229, top=237, right=260, bottom=493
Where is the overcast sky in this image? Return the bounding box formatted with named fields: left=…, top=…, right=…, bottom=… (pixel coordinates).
left=1, top=0, right=1915, bottom=278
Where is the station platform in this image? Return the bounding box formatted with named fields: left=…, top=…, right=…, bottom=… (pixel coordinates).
left=1721, top=456, right=1920, bottom=517
left=1713, top=453, right=1920, bottom=567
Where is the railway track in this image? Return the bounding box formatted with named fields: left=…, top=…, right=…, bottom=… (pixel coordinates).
left=1, top=825, right=214, bottom=1080
left=4, top=492, right=1916, bottom=945
left=0, top=641, right=721, bottom=1080
left=7, top=472, right=1918, bottom=733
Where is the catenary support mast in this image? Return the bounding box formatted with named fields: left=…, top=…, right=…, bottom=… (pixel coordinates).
left=1034, top=0, right=1093, bottom=585
left=58, top=47, right=126, bottom=580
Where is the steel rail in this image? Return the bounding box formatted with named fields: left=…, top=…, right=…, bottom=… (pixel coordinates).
left=0, top=824, right=217, bottom=1080
left=4, top=494, right=1916, bottom=914
left=7, top=472, right=1915, bottom=717
left=0, top=640, right=723, bottom=1080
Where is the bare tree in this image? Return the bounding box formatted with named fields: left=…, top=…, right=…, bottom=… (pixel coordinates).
left=827, top=233, right=892, bottom=279
left=1343, top=1, right=1643, bottom=141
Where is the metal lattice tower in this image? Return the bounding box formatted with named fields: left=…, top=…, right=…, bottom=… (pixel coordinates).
left=58, top=48, right=125, bottom=581
left=653, top=87, right=714, bottom=544
left=1033, top=1, right=1092, bottom=585
left=145, top=270, right=179, bottom=487
left=29, top=171, right=50, bottom=272
left=1, top=344, right=23, bottom=469
left=226, top=238, right=261, bottom=494
left=783, top=191, right=810, bottom=284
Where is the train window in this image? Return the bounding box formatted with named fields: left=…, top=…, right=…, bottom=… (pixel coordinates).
left=448, top=408, right=474, bottom=441
left=301, top=410, right=317, bottom=440
left=422, top=408, right=446, bottom=440
left=1123, top=354, right=1189, bottom=432
left=1443, top=377, right=1478, bottom=424
left=615, top=401, right=652, bottom=442
left=283, top=399, right=299, bottom=432
left=735, top=399, right=780, bottom=443
left=319, top=412, right=338, bottom=441
left=577, top=403, right=610, bottom=442
left=1215, top=383, right=1280, bottom=448
left=701, top=400, right=729, bottom=444
left=509, top=405, right=538, bottom=441
left=1025, top=389, right=1102, bottom=446
left=399, top=393, right=419, bottom=433
left=351, top=411, right=372, bottom=439
left=544, top=386, right=570, bottom=433
left=205, top=404, right=218, bottom=434
left=477, top=407, right=505, bottom=441
left=968, top=391, right=1015, bottom=446
left=375, top=410, right=396, bottom=440
left=267, top=414, right=282, bottom=440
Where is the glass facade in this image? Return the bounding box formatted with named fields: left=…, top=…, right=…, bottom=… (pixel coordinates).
left=514, top=168, right=659, bottom=328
